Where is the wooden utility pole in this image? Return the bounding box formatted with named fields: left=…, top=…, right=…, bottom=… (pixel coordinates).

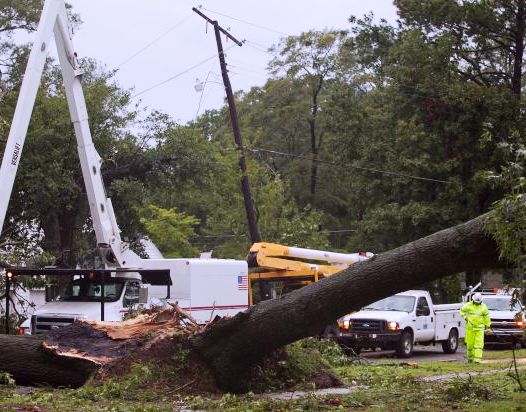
left=192, top=8, right=261, bottom=243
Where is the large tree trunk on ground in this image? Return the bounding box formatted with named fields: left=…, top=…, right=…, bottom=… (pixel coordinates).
left=0, top=306, right=201, bottom=387
left=0, top=335, right=97, bottom=387
left=190, top=213, right=502, bottom=392
left=0, top=214, right=503, bottom=391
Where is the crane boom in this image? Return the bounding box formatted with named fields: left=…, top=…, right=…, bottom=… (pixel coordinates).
left=247, top=242, right=373, bottom=305
left=0, top=0, right=139, bottom=267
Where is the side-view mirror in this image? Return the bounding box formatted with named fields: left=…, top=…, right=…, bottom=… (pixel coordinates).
left=138, top=286, right=148, bottom=304
left=45, top=284, right=58, bottom=302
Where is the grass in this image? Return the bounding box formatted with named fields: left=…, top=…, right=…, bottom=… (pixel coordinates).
left=1, top=340, right=526, bottom=411
left=484, top=347, right=526, bottom=359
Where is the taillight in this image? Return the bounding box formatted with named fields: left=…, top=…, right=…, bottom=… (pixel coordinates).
left=17, top=327, right=26, bottom=335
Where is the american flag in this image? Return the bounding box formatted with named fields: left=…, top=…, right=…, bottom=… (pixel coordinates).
left=237, top=275, right=248, bottom=290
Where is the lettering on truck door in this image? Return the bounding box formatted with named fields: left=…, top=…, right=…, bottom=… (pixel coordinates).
left=415, top=296, right=434, bottom=341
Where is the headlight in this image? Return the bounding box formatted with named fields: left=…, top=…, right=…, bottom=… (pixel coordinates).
left=387, top=321, right=399, bottom=331
left=516, top=319, right=524, bottom=328
left=343, top=320, right=351, bottom=330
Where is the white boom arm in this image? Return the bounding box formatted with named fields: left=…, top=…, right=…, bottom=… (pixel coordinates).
left=0, top=0, right=140, bottom=267
left=286, top=246, right=373, bottom=265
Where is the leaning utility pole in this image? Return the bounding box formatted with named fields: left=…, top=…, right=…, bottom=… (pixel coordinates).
left=192, top=7, right=261, bottom=243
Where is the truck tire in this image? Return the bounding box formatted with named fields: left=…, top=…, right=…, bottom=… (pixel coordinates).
left=396, top=330, right=413, bottom=358
left=441, top=329, right=459, bottom=354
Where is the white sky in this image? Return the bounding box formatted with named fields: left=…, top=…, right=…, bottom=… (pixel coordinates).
left=58, top=1, right=398, bottom=124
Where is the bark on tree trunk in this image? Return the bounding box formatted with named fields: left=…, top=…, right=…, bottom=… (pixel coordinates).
left=0, top=335, right=97, bottom=387
left=191, top=213, right=502, bottom=392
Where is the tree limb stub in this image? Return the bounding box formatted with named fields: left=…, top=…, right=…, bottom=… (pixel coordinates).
left=191, top=213, right=502, bottom=392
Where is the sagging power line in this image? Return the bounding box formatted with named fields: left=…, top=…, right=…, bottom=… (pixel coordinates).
left=248, top=147, right=452, bottom=184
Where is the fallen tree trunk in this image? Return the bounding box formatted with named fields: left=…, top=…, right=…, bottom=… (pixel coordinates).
left=0, top=305, right=202, bottom=387
left=0, top=214, right=504, bottom=391
left=0, top=335, right=97, bottom=387
left=191, top=213, right=502, bottom=392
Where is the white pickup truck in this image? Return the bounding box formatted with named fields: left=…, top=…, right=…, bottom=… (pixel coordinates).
left=336, top=290, right=465, bottom=357
left=478, top=291, right=525, bottom=348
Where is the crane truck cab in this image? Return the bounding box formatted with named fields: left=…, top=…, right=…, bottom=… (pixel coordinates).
left=336, top=290, right=465, bottom=357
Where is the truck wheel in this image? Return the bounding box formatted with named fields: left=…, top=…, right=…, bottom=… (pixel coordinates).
left=441, top=329, right=459, bottom=354
left=396, top=331, right=413, bottom=358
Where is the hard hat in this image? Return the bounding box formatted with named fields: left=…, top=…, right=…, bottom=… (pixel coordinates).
left=472, top=292, right=483, bottom=304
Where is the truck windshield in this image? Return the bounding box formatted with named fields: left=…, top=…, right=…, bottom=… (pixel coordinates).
left=58, top=278, right=125, bottom=302
left=484, top=298, right=522, bottom=312
left=364, top=295, right=416, bottom=313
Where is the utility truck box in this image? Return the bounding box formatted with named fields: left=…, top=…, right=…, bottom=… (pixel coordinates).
left=336, top=290, right=465, bottom=357
left=22, top=259, right=248, bottom=334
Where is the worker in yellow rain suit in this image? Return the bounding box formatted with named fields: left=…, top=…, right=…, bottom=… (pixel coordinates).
left=460, top=293, right=491, bottom=363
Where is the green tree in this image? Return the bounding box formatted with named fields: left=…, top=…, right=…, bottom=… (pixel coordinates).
left=139, top=205, right=199, bottom=258
left=268, top=30, right=349, bottom=203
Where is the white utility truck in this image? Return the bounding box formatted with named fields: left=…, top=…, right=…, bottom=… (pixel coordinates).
left=336, top=290, right=465, bottom=357
left=0, top=0, right=249, bottom=333
left=465, top=288, right=525, bottom=348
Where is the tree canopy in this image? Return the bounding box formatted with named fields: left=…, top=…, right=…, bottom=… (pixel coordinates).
left=0, top=0, right=525, bottom=295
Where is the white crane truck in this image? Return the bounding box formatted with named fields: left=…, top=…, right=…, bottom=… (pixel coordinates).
left=0, top=0, right=248, bottom=332
left=336, top=290, right=466, bottom=357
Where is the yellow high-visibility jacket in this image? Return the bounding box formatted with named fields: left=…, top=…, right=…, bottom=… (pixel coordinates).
left=460, top=301, right=491, bottom=330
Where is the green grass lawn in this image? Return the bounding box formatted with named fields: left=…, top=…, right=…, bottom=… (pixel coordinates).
left=484, top=347, right=526, bottom=360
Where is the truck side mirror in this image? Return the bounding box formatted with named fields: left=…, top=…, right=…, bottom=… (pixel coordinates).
left=138, top=286, right=148, bottom=304
left=45, top=284, right=57, bottom=302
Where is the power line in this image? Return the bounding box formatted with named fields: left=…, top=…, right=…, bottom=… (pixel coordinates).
left=200, top=6, right=291, bottom=37
left=227, top=61, right=268, bottom=77
left=248, top=147, right=452, bottom=184
left=244, top=40, right=273, bottom=55
left=130, top=45, right=236, bottom=99
left=116, top=13, right=194, bottom=69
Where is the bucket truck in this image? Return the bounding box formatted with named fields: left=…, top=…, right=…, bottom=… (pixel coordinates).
left=0, top=0, right=248, bottom=333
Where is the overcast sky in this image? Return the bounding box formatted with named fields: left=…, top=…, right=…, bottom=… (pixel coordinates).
left=55, top=1, right=398, bottom=124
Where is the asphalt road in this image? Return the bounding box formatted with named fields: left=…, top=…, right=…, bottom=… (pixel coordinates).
left=361, top=343, right=467, bottom=363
